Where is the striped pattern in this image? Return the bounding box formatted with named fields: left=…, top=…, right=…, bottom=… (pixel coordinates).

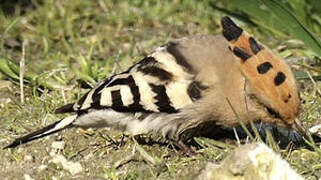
left=68, top=45, right=201, bottom=114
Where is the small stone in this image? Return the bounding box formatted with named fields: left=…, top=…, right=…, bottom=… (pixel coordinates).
left=38, top=164, right=48, bottom=171
left=24, top=155, right=33, bottom=162
left=51, top=141, right=65, bottom=150
left=18, top=147, right=24, bottom=153
left=24, top=174, right=34, bottom=180
left=49, top=151, right=56, bottom=156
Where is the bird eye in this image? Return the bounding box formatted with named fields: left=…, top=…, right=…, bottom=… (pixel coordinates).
left=283, top=93, right=292, bottom=103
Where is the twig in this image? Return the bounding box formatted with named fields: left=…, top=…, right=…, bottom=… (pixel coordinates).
left=61, top=89, right=67, bottom=104
left=306, top=70, right=321, bottom=97
left=226, top=97, right=254, bottom=141
left=298, top=63, right=321, bottom=73
left=98, top=0, right=108, bottom=12
left=108, top=59, right=118, bottom=77
left=233, top=128, right=241, bottom=146
left=243, top=77, right=249, bottom=113
left=242, top=77, right=262, bottom=141
left=114, top=144, right=137, bottom=168
left=20, top=40, right=27, bottom=104
left=132, top=136, right=161, bottom=166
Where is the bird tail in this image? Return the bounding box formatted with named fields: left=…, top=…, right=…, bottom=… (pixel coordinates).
left=4, top=115, right=77, bottom=149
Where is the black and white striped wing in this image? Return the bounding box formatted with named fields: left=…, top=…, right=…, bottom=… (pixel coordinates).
left=56, top=45, right=201, bottom=114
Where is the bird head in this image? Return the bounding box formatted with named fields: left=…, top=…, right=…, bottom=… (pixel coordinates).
left=221, top=16, right=306, bottom=137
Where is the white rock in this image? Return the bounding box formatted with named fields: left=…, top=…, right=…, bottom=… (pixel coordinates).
left=24, top=155, right=33, bottom=162
left=196, top=143, right=303, bottom=180
left=309, top=124, right=321, bottom=137
left=51, top=141, right=65, bottom=150
left=24, top=174, right=34, bottom=180
left=50, top=154, right=83, bottom=175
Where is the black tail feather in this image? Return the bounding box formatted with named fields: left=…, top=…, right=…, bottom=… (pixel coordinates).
left=4, top=116, right=75, bottom=149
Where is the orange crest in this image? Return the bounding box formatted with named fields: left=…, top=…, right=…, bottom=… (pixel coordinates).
left=221, top=16, right=301, bottom=125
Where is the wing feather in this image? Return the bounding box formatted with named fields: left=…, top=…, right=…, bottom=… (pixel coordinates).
left=55, top=44, right=203, bottom=114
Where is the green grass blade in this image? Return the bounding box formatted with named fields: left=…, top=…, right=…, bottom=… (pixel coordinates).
left=265, top=129, right=279, bottom=152
left=249, top=119, right=262, bottom=142
left=308, top=0, right=321, bottom=13
left=259, top=0, right=321, bottom=56
left=0, top=56, right=59, bottom=90
left=0, top=17, right=21, bottom=51
left=226, top=98, right=254, bottom=141
left=0, top=57, right=20, bottom=81
left=194, top=137, right=236, bottom=149
left=217, top=0, right=288, bottom=38
left=214, top=0, right=321, bottom=56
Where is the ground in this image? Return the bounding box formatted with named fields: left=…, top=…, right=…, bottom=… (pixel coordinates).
left=0, top=1, right=321, bottom=179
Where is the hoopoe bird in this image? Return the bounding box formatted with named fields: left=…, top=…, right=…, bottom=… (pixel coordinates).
left=5, top=16, right=306, bottom=149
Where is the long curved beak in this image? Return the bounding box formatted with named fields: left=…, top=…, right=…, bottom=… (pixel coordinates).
left=292, top=118, right=309, bottom=140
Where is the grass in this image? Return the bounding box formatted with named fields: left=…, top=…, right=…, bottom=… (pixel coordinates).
left=0, top=0, right=321, bottom=179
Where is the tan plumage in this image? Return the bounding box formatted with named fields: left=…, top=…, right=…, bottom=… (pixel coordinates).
left=5, top=17, right=305, bottom=148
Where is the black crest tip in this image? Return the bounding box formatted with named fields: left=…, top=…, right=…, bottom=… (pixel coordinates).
left=221, top=16, right=243, bottom=41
